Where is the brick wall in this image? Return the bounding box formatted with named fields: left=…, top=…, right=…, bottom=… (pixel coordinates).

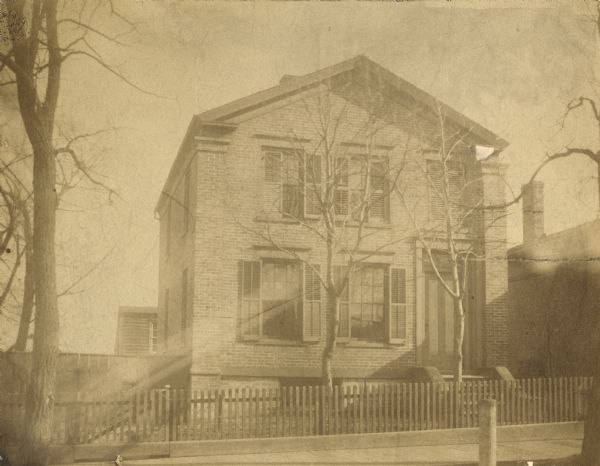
left=481, top=160, right=509, bottom=366
left=157, top=85, right=509, bottom=390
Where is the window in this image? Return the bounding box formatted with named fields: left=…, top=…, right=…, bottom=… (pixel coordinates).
left=337, top=264, right=406, bottom=343
left=183, top=170, right=191, bottom=233
left=165, top=201, right=171, bottom=256
left=164, top=289, right=170, bottom=349
left=427, top=160, right=465, bottom=220
left=262, top=261, right=302, bottom=339
left=148, top=319, right=158, bottom=353
left=264, top=149, right=304, bottom=217
left=241, top=260, right=321, bottom=341
left=335, top=156, right=389, bottom=222
left=181, top=268, right=188, bottom=331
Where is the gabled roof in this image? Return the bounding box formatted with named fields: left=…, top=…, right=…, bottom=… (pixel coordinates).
left=156, top=55, right=509, bottom=213
left=196, top=55, right=508, bottom=148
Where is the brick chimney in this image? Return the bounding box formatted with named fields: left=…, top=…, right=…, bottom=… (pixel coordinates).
left=522, top=180, right=544, bottom=244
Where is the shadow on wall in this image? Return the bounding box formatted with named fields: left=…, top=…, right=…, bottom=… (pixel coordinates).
left=509, top=262, right=600, bottom=377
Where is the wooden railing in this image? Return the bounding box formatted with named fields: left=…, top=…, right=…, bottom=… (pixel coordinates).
left=0, top=376, right=592, bottom=444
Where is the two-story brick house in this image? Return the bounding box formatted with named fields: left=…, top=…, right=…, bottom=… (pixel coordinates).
left=155, top=56, right=510, bottom=391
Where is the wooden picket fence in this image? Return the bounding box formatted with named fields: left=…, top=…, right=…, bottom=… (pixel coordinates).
left=0, top=376, right=592, bottom=444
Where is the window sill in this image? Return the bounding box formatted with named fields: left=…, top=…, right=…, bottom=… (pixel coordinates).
left=338, top=340, right=406, bottom=349
left=254, top=215, right=391, bottom=229
left=239, top=338, right=316, bottom=347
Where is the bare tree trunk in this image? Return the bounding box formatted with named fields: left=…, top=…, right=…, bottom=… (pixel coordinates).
left=14, top=252, right=34, bottom=352
left=454, top=296, right=465, bottom=384
left=321, top=231, right=338, bottom=391
left=14, top=203, right=34, bottom=352
left=322, top=288, right=339, bottom=390
left=21, top=143, right=59, bottom=466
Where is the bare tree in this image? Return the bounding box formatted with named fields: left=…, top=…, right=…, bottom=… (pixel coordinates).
left=0, top=1, right=141, bottom=462
left=392, top=103, right=511, bottom=383
left=237, top=80, right=448, bottom=390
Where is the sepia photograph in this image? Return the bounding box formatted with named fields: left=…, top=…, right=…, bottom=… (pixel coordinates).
left=0, top=0, right=599, bottom=465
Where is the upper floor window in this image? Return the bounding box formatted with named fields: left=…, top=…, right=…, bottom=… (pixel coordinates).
left=240, top=260, right=321, bottom=342
left=264, top=149, right=304, bottom=218
left=335, top=156, right=389, bottom=222
left=426, top=160, right=466, bottom=220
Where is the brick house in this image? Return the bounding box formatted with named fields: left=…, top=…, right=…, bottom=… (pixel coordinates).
left=155, top=56, right=510, bottom=391
left=508, top=181, right=599, bottom=377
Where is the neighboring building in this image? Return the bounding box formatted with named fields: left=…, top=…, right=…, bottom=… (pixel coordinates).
left=115, top=306, right=158, bottom=355
left=508, top=181, right=600, bottom=377
left=156, top=56, right=511, bottom=391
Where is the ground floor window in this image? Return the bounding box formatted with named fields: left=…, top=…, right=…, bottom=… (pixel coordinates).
left=338, top=264, right=406, bottom=344
left=241, top=259, right=321, bottom=341
left=261, top=261, right=302, bottom=339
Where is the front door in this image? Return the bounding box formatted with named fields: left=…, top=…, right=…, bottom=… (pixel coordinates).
left=423, top=273, right=456, bottom=370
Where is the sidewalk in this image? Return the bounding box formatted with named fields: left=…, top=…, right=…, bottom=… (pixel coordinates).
left=52, top=438, right=581, bottom=465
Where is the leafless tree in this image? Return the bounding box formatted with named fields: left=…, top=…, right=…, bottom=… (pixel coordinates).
left=237, top=80, right=454, bottom=390
left=0, top=1, right=144, bottom=462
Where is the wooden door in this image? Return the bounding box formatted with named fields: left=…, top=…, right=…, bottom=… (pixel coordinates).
left=423, top=273, right=456, bottom=370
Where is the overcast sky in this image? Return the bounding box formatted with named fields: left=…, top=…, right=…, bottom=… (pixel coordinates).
left=2, top=0, right=598, bottom=353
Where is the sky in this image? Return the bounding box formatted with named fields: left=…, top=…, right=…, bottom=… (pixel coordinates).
left=1, top=0, right=599, bottom=353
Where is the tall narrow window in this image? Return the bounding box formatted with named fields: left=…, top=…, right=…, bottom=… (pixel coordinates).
left=241, top=261, right=261, bottom=338
left=183, top=170, right=191, bottom=233
left=262, top=261, right=302, bottom=340
left=165, top=201, right=171, bottom=256
left=164, top=289, right=170, bottom=349
left=389, top=268, right=407, bottom=342
left=264, top=148, right=303, bottom=218
left=368, top=159, right=389, bottom=222
left=181, top=268, right=188, bottom=331
left=304, top=154, right=322, bottom=217
left=148, top=319, right=158, bottom=353
left=427, top=160, right=465, bottom=220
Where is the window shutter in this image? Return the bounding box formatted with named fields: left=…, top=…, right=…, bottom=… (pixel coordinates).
left=265, top=151, right=282, bottom=182
left=335, top=266, right=351, bottom=339
left=335, top=158, right=349, bottom=216
left=241, top=260, right=261, bottom=339
left=389, top=267, right=407, bottom=343
left=427, top=160, right=465, bottom=220
left=303, top=264, right=321, bottom=341
left=304, top=154, right=322, bottom=217
left=369, top=159, right=389, bottom=222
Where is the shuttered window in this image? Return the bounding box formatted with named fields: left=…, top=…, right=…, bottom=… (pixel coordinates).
left=304, top=155, right=322, bottom=217
left=335, top=156, right=389, bottom=222
left=427, top=160, right=465, bottom=220
left=303, top=264, right=321, bottom=341
left=369, top=160, right=389, bottom=222
left=389, top=267, right=407, bottom=343
left=336, top=265, right=406, bottom=344
left=264, top=148, right=304, bottom=218
left=241, top=260, right=321, bottom=342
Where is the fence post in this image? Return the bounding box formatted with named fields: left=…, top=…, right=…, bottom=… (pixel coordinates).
left=479, top=399, right=497, bottom=466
